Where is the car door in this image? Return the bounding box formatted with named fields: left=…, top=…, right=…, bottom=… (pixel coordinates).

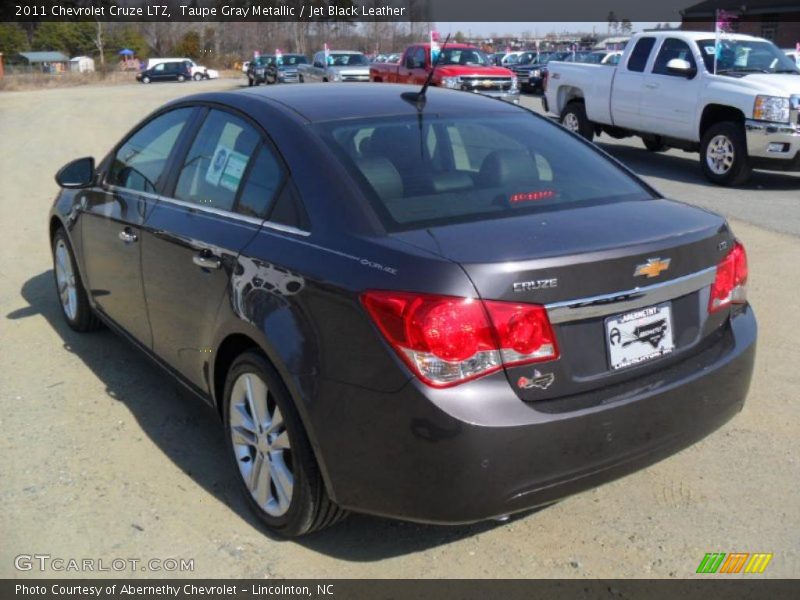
left=151, top=62, right=167, bottom=81
left=610, top=36, right=656, bottom=131
left=140, top=107, right=286, bottom=392
left=307, top=52, right=325, bottom=82
left=398, top=46, right=426, bottom=83
left=641, top=38, right=702, bottom=139
left=80, top=107, right=197, bottom=347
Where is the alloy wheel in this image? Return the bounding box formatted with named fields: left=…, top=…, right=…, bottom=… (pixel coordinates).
left=54, top=238, right=78, bottom=321
left=229, top=372, right=294, bottom=517
left=563, top=112, right=580, bottom=133
left=706, top=134, right=735, bottom=175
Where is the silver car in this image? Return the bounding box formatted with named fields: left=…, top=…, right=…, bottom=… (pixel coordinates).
left=298, top=50, right=370, bottom=83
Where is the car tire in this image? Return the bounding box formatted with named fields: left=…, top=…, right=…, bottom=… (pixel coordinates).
left=247, top=76, right=254, bottom=87
left=700, top=121, right=752, bottom=186
left=51, top=228, right=101, bottom=333
left=560, top=101, right=594, bottom=141
left=177, top=75, right=186, bottom=82
left=193, top=73, right=202, bottom=81
left=642, top=136, right=668, bottom=152
left=223, top=351, right=347, bottom=537
left=142, top=76, right=151, bottom=84
left=299, top=75, right=304, bottom=83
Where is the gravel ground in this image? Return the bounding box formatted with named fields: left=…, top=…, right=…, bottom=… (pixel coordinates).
left=1, top=80, right=798, bottom=578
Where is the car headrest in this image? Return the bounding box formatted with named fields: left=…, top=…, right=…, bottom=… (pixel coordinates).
left=477, top=149, right=540, bottom=188
left=432, top=171, right=474, bottom=193
left=356, top=157, right=403, bottom=200
left=369, top=126, right=418, bottom=158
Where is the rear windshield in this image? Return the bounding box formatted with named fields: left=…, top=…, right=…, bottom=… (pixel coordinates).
left=316, top=112, right=653, bottom=231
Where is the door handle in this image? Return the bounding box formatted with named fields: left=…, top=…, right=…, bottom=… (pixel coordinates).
left=645, top=82, right=659, bottom=89
left=118, top=229, right=138, bottom=243
left=193, top=252, right=221, bottom=270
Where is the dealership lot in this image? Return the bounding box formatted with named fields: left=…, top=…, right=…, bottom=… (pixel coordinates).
left=1, top=79, right=799, bottom=577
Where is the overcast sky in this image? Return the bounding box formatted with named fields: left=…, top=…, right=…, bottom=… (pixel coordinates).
left=436, top=22, right=677, bottom=37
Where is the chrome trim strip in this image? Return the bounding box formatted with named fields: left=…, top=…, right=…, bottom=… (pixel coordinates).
left=103, top=184, right=310, bottom=236
left=545, top=266, right=717, bottom=324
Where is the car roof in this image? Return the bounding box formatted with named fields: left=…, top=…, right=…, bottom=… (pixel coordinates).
left=642, top=31, right=766, bottom=42
left=235, top=83, right=522, bottom=123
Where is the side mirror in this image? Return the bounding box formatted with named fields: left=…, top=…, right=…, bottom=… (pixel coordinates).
left=666, top=58, right=696, bottom=77
left=55, top=157, right=95, bottom=189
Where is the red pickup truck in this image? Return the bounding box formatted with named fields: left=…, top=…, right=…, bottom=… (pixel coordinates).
left=370, top=43, right=520, bottom=103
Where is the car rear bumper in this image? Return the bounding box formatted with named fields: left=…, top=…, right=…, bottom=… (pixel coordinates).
left=309, top=307, right=756, bottom=524
left=745, top=118, right=800, bottom=170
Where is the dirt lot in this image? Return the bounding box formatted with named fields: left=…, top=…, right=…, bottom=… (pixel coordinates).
left=1, top=80, right=799, bottom=578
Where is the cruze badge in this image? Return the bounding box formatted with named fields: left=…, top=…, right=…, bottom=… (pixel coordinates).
left=634, top=258, right=671, bottom=278
left=517, top=370, right=555, bottom=390
left=513, top=278, right=557, bottom=292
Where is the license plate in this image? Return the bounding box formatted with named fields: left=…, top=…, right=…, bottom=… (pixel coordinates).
left=605, top=303, right=674, bottom=370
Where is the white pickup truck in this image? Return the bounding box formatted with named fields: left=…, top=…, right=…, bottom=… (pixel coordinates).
left=543, top=31, right=800, bottom=185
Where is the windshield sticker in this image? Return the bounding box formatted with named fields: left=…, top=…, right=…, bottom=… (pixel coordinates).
left=206, top=144, right=230, bottom=186
left=220, top=151, right=249, bottom=192
left=704, top=46, right=716, bottom=55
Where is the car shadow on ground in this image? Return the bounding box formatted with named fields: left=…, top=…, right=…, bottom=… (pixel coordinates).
left=597, top=140, right=800, bottom=190
left=9, top=270, right=528, bottom=561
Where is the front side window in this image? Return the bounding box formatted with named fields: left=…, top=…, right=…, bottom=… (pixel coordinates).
left=317, top=113, right=653, bottom=231
left=627, top=37, right=656, bottom=72
left=174, top=110, right=260, bottom=211
left=652, top=38, right=697, bottom=76
left=107, top=107, right=193, bottom=193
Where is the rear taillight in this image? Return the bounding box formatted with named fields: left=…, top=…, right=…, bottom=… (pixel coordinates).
left=361, top=291, right=559, bottom=387
left=708, top=241, right=748, bottom=313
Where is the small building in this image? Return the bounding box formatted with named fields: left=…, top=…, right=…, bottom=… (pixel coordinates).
left=16, top=51, right=70, bottom=73
left=594, top=36, right=631, bottom=50
left=69, top=56, right=95, bottom=73
left=682, top=0, right=800, bottom=48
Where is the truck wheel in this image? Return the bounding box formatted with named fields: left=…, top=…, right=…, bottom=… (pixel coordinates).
left=193, top=73, right=202, bottom=81
left=700, top=122, right=752, bottom=186
left=561, top=102, right=594, bottom=142
left=248, top=76, right=254, bottom=87
left=643, top=136, right=668, bottom=152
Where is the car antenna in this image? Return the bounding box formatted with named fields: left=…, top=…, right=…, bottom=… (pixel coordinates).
left=401, top=33, right=451, bottom=112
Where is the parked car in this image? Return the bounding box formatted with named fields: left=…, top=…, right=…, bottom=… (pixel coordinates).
left=247, top=54, right=308, bottom=86
left=50, top=83, right=756, bottom=537
left=136, top=60, right=192, bottom=83
left=571, top=50, right=623, bottom=65
left=297, top=50, right=370, bottom=82
left=370, top=43, right=519, bottom=103
left=146, top=57, right=219, bottom=80
left=511, top=51, right=569, bottom=93
left=544, top=31, right=800, bottom=185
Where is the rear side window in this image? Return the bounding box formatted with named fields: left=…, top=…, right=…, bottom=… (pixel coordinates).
left=653, top=38, right=696, bottom=75
left=107, top=107, right=193, bottom=193
left=235, top=144, right=284, bottom=218
left=627, top=37, right=656, bottom=72
left=316, top=113, right=652, bottom=231
left=268, top=184, right=310, bottom=231
left=174, top=110, right=260, bottom=211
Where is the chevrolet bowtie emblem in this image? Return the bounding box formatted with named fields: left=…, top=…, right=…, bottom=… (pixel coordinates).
left=634, top=258, right=671, bottom=278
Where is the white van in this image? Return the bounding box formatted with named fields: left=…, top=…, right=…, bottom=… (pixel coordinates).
left=145, top=58, right=219, bottom=80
